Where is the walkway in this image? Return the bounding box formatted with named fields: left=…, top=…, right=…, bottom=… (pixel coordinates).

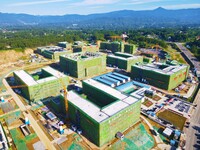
left=140, top=116, right=162, bottom=143
left=3, top=78, right=56, bottom=150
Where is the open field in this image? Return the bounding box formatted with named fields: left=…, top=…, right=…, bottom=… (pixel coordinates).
left=157, top=109, right=187, bottom=131
left=164, top=45, right=186, bottom=64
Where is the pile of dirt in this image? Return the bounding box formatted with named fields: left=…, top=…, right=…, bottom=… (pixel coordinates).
left=0, top=49, right=34, bottom=73
left=0, top=49, right=33, bottom=65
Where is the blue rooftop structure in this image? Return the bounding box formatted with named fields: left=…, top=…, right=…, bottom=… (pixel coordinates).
left=93, top=72, right=151, bottom=101
left=116, top=81, right=136, bottom=91
left=94, top=72, right=150, bottom=95
left=106, top=74, right=126, bottom=83
left=175, top=130, right=181, bottom=137
left=170, top=140, right=176, bottom=146
left=132, top=81, right=151, bottom=89
left=95, top=77, right=115, bottom=87
left=112, top=72, right=130, bottom=81
left=93, top=72, right=128, bottom=87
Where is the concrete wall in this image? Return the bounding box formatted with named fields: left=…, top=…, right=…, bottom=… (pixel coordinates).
left=82, top=81, right=118, bottom=108
left=100, top=42, right=137, bottom=54
left=124, top=44, right=137, bottom=54
left=131, top=65, right=189, bottom=90
left=107, top=54, right=143, bottom=71
left=13, top=71, right=69, bottom=102
left=73, top=46, right=99, bottom=53
left=99, top=100, right=141, bottom=146
left=42, top=50, right=72, bottom=60
left=68, top=95, right=141, bottom=147
left=60, top=54, right=106, bottom=79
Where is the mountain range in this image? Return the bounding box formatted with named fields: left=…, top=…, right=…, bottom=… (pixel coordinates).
left=0, top=7, right=200, bottom=29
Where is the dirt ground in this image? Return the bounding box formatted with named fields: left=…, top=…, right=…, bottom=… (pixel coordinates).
left=26, top=137, right=40, bottom=150
left=0, top=49, right=33, bottom=74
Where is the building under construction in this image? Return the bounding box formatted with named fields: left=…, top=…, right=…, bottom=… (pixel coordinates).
left=100, top=42, right=137, bottom=54
left=60, top=52, right=106, bottom=78
left=131, top=62, right=189, bottom=90
left=107, top=52, right=143, bottom=71
left=73, top=45, right=99, bottom=53
left=58, top=41, right=72, bottom=50
left=13, top=66, right=69, bottom=102
left=66, top=72, right=142, bottom=146
left=37, top=46, right=72, bottom=61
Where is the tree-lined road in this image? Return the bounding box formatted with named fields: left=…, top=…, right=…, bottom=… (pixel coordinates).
left=185, top=90, right=200, bottom=150
left=175, top=43, right=200, bottom=75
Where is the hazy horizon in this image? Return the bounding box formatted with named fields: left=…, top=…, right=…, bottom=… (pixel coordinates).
left=0, top=0, right=200, bottom=15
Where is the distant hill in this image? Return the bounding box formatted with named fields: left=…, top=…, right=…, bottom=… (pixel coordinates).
left=0, top=7, right=200, bottom=29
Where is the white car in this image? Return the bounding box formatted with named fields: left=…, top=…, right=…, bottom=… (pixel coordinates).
left=77, top=128, right=82, bottom=134
left=71, top=125, right=77, bottom=132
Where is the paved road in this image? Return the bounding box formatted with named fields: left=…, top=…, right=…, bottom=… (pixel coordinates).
left=175, top=43, right=200, bottom=75
left=185, top=90, right=200, bottom=150
left=3, top=79, right=56, bottom=150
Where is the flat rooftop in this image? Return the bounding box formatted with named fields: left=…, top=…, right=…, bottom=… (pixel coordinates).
left=67, top=90, right=139, bottom=123
left=67, top=73, right=144, bottom=122
left=14, top=66, right=66, bottom=86
left=108, top=52, right=142, bottom=61
left=93, top=72, right=130, bottom=87
left=133, top=62, right=187, bottom=75
left=38, top=46, right=65, bottom=53
left=42, top=66, right=66, bottom=78
left=61, top=52, right=104, bottom=61
left=93, top=72, right=150, bottom=99
left=67, top=91, right=109, bottom=123
left=84, top=79, right=127, bottom=100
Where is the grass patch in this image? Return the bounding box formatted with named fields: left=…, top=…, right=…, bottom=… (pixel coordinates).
left=157, top=109, right=186, bottom=131
left=142, top=99, right=153, bottom=107
left=153, top=126, right=169, bottom=144
left=164, top=45, right=186, bottom=64
left=187, top=85, right=199, bottom=103
left=14, top=48, right=25, bottom=53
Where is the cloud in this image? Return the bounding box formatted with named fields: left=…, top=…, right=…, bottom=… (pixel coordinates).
left=11, top=0, right=68, bottom=6
left=72, top=0, right=120, bottom=6
left=129, top=0, right=162, bottom=5
left=163, top=3, right=200, bottom=9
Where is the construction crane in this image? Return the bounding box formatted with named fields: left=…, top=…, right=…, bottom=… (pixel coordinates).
left=58, top=74, right=68, bottom=120
left=108, top=36, right=122, bottom=41
left=108, top=33, right=128, bottom=42
left=151, top=44, right=161, bottom=62
left=151, top=44, right=161, bottom=51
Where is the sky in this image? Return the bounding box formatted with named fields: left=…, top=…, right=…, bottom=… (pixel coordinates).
left=0, top=0, right=200, bottom=15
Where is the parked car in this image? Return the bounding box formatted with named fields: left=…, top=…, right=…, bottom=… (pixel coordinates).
left=77, top=128, right=82, bottom=134
left=71, top=124, right=77, bottom=132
